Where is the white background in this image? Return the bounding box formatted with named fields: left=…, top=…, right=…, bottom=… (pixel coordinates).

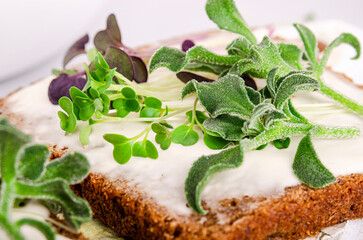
left=1, top=0, right=363, bottom=97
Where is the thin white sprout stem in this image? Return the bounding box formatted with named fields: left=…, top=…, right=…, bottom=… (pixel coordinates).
left=99, top=107, right=191, bottom=123
left=12, top=209, right=79, bottom=235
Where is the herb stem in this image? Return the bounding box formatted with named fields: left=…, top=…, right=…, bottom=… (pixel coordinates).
left=242, top=122, right=359, bottom=152
left=0, top=180, right=14, bottom=217
left=319, top=82, right=363, bottom=116
left=0, top=214, right=24, bottom=240
left=96, top=107, right=191, bottom=124
left=192, top=99, right=205, bottom=131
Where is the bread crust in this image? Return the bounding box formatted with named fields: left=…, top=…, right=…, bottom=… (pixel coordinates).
left=69, top=171, right=363, bottom=240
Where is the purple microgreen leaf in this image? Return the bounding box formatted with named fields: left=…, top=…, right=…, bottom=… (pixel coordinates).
left=94, top=14, right=122, bottom=53
left=48, top=73, right=86, bottom=105
left=131, top=56, right=148, bottom=83
left=104, top=47, right=134, bottom=81
left=176, top=71, right=214, bottom=83
left=182, top=39, right=195, bottom=52
left=63, top=34, right=89, bottom=68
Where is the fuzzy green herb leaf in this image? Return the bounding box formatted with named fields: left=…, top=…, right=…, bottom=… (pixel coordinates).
left=294, top=23, right=319, bottom=70
left=39, top=153, right=90, bottom=184
left=277, top=43, right=303, bottom=70
left=17, top=145, right=49, bottom=181
left=274, top=72, right=320, bottom=109
left=185, top=145, right=243, bottom=214
left=205, top=0, right=256, bottom=44
left=182, top=74, right=254, bottom=119
left=0, top=118, right=91, bottom=239
left=293, top=134, right=336, bottom=187
left=226, top=37, right=251, bottom=57
left=203, top=114, right=245, bottom=141
left=318, top=33, right=361, bottom=76
left=14, top=218, right=55, bottom=240
left=149, top=46, right=241, bottom=75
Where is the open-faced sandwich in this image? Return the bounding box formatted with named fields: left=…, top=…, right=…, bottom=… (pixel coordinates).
left=1, top=0, right=363, bottom=239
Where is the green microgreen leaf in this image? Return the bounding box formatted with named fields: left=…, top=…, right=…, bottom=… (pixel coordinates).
left=144, top=97, right=162, bottom=109
left=203, top=134, right=230, bottom=150
left=185, top=145, right=243, bottom=214
left=140, top=107, right=162, bottom=119
left=152, top=123, right=172, bottom=150
left=318, top=32, right=361, bottom=76
left=58, top=97, right=77, bottom=133
left=121, top=87, right=136, bottom=99
left=293, top=134, right=336, bottom=187
left=273, top=137, right=291, bottom=149
left=121, top=87, right=137, bottom=99
left=103, top=134, right=133, bottom=164
left=86, top=48, right=98, bottom=62
left=171, top=125, right=199, bottom=146
left=125, top=99, right=140, bottom=112
left=151, top=123, right=167, bottom=134
left=155, top=134, right=172, bottom=150
left=294, top=23, right=319, bottom=71
left=132, top=140, right=158, bottom=159
left=73, top=96, right=95, bottom=121
left=205, top=0, right=257, bottom=44
left=112, top=99, right=130, bottom=118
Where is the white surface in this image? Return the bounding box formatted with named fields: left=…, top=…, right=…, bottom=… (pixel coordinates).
left=1, top=0, right=363, bottom=97
left=0, top=0, right=103, bottom=81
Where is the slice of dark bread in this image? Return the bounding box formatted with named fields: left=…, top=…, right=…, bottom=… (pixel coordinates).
left=1, top=22, right=363, bottom=240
